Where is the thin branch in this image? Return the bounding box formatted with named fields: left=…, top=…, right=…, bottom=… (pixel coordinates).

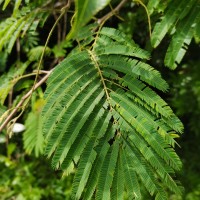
left=32, top=1, right=71, bottom=95
left=0, top=71, right=52, bottom=132
left=8, top=89, right=13, bottom=109
left=104, top=79, right=129, bottom=91
left=14, top=70, right=49, bottom=82
left=91, top=0, right=128, bottom=50
left=88, top=50, right=113, bottom=112
left=0, top=1, right=72, bottom=132
left=108, top=2, right=125, bottom=22
left=134, top=0, right=151, bottom=38
left=62, top=11, right=67, bottom=40
left=53, top=11, right=61, bottom=44
left=16, top=38, right=20, bottom=61
left=97, top=0, right=128, bottom=24
left=33, top=70, right=50, bottom=74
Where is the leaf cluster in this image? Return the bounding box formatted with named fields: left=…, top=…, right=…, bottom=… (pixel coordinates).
left=42, top=26, right=183, bottom=199
left=1, top=0, right=199, bottom=199
left=149, top=0, right=200, bottom=69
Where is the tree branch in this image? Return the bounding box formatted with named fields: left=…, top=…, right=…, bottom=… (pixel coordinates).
left=97, top=0, right=128, bottom=24
left=0, top=1, right=72, bottom=133
left=0, top=71, right=52, bottom=132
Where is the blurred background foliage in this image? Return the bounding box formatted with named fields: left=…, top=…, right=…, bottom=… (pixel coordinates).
left=0, top=0, right=200, bottom=199
left=0, top=143, right=73, bottom=199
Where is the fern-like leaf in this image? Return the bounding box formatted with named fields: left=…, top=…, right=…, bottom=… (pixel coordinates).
left=67, top=0, right=111, bottom=39
left=151, top=0, right=200, bottom=69
left=164, top=3, right=200, bottom=69
left=0, top=4, right=49, bottom=53
left=0, top=62, right=28, bottom=105
left=23, top=111, right=44, bottom=157
left=42, top=27, right=183, bottom=199
left=111, top=149, right=124, bottom=200
left=147, top=0, right=162, bottom=14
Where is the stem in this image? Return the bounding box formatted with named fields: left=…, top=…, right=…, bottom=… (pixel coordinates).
left=16, top=38, right=20, bottom=61
left=88, top=50, right=112, bottom=110
left=104, top=79, right=128, bottom=91
left=62, top=12, right=67, bottom=40
left=0, top=1, right=72, bottom=132
left=134, top=0, right=151, bottom=38
left=53, top=11, right=61, bottom=44
left=0, top=71, right=52, bottom=132
left=92, top=0, right=128, bottom=50
left=8, top=89, right=13, bottom=109
left=31, top=0, right=71, bottom=99
left=32, top=6, right=69, bottom=95
left=16, top=70, right=49, bottom=81
left=98, top=0, right=128, bottom=24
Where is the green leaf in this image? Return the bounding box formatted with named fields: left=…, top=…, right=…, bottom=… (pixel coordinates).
left=111, top=149, right=124, bottom=200
left=0, top=105, right=6, bottom=116
left=0, top=52, right=8, bottom=72
left=71, top=141, right=97, bottom=199
left=67, top=0, right=111, bottom=39
left=7, top=143, right=16, bottom=158
left=2, top=0, right=11, bottom=10
left=96, top=142, right=119, bottom=200
left=42, top=27, right=183, bottom=199
left=122, top=150, right=141, bottom=199
left=147, top=0, right=161, bottom=14
left=28, top=46, right=51, bottom=62
left=194, top=15, right=200, bottom=43
left=13, top=0, right=23, bottom=15
left=150, top=0, right=200, bottom=69
left=164, top=3, right=200, bottom=69
left=0, top=5, right=48, bottom=53
left=0, top=62, right=28, bottom=105
left=151, top=0, right=196, bottom=48
left=24, top=111, right=44, bottom=157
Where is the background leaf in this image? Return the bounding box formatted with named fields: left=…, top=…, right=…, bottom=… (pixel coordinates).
left=67, top=0, right=111, bottom=39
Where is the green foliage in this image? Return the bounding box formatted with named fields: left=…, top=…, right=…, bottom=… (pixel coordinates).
left=0, top=1, right=49, bottom=53
left=0, top=62, right=28, bottom=105
left=150, top=0, right=200, bottom=69
left=0, top=52, right=8, bottom=72
left=42, top=27, right=183, bottom=199
left=165, top=58, right=200, bottom=200
left=52, top=40, right=72, bottom=58
left=0, top=105, right=6, bottom=115
left=67, top=0, right=111, bottom=39
left=0, top=0, right=13, bottom=10
left=1, top=0, right=200, bottom=199
left=169, top=60, right=200, bottom=136
left=0, top=153, right=73, bottom=199
left=147, top=0, right=161, bottom=14
left=28, top=46, right=51, bottom=62
left=23, top=109, right=44, bottom=157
